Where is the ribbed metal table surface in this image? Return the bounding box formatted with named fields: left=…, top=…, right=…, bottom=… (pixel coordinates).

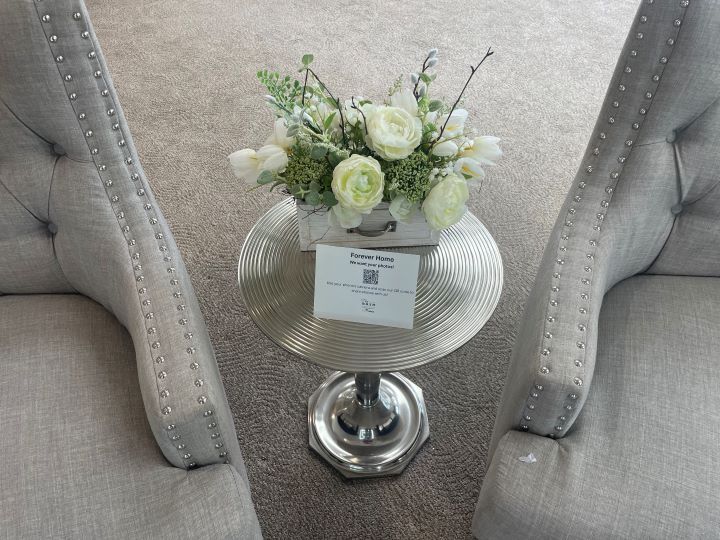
left=238, top=198, right=503, bottom=372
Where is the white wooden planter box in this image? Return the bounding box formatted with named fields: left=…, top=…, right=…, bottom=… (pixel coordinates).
left=296, top=200, right=440, bottom=251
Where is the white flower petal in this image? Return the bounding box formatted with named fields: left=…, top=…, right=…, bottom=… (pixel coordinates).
left=431, top=140, right=459, bottom=157
left=228, top=148, right=261, bottom=183
left=389, top=88, right=418, bottom=117
left=329, top=204, right=363, bottom=229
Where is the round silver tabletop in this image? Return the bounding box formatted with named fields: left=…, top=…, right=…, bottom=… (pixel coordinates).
left=238, top=198, right=503, bottom=372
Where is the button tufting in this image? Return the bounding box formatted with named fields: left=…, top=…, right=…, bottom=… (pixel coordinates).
left=52, top=143, right=66, bottom=155
left=47, top=222, right=58, bottom=234
left=671, top=203, right=684, bottom=215
left=666, top=130, right=677, bottom=143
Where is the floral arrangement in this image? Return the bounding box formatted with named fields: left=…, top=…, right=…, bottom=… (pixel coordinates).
left=229, top=49, right=502, bottom=231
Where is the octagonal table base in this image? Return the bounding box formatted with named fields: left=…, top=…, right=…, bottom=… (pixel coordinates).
left=308, top=371, right=429, bottom=478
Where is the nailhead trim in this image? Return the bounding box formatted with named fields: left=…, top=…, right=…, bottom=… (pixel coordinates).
left=34, top=4, right=228, bottom=468
left=522, top=3, right=688, bottom=436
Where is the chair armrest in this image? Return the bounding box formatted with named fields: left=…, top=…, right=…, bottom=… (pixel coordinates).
left=30, top=1, right=245, bottom=472
left=489, top=0, right=693, bottom=457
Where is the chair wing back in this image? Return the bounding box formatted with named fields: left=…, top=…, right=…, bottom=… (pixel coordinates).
left=490, top=0, right=720, bottom=449
left=0, top=0, right=245, bottom=471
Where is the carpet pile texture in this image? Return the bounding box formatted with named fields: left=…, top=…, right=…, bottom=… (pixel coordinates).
left=88, top=1, right=636, bottom=537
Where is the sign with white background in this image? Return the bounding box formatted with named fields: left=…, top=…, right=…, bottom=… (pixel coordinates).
left=313, top=245, right=420, bottom=329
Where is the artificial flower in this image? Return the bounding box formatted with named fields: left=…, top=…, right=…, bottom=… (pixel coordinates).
left=331, top=154, right=384, bottom=213
left=389, top=195, right=419, bottom=222
left=364, top=105, right=422, bottom=161
left=389, top=88, right=418, bottom=117
left=228, top=148, right=261, bottom=184
left=328, top=204, right=362, bottom=229
left=438, top=108, right=468, bottom=138
left=454, top=157, right=486, bottom=181
left=421, top=173, right=469, bottom=230
left=265, top=118, right=294, bottom=149
left=431, top=140, right=459, bottom=157
left=256, top=144, right=288, bottom=173
left=461, top=136, right=502, bottom=166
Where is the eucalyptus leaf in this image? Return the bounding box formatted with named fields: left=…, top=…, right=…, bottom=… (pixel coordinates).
left=308, top=181, right=322, bottom=192
left=321, top=191, right=338, bottom=207
left=257, top=170, right=275, bottom=185
left=419, top=73, right=432, bottom=84
left=289, top=184, right=303, bottom=196
left=305, top=191, right=321, bottom=206
left=428, top=100, right=443, bottom=112
left=310, top=145, right=328, bottom=160
left=302, top=54, right=314, bottom=66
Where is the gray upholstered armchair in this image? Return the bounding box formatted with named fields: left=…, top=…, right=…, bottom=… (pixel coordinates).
left=473, top=1, right=720, bottom=538
left=0, top=0, right=261, bottom=537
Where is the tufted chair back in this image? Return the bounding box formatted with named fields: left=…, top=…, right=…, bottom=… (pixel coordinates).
left=0, top=0, right=245, bottom=472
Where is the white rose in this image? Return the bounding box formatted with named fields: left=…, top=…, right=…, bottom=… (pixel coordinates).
left=389, top=195, right=419, bottom=222
left=364, top=105, right=422, bottom=161
left=228, top=148, right=260, bottom=184
left=454, top=157, right=486, bottom=182
left=438, top=109, right=468, bottom=138
left=421, top=173, right=469, bottom=230
left=328, top=204, right=362, bottom=229
left=389, top=88, right=418, bottom=117
left=431, top=140, right=459, bottom=157
left=265, top=118, right=295, bottom=149
left=331, top=154, right=384, bottom=213
left=461, top=136, right=502, bottom=166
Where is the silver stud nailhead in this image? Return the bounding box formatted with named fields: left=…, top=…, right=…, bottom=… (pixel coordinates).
left=652, top=75, right=660, bottom=82
left=630, top=50, right=638, bottom=57
left=565, top=405, right=573, bottom=411
left=592, top=147, right=600, bottom=155
left=544, top=332, right=552, bottom=339
left=624, top=66, right=631, bottom=73
left=586, top=165, right=593, bottom=173
left=155, top=356, right=165, bottom=364
left=618, top=84, right=626, bottom=92
left=579, top=307, right=587, bottom=314
left=55, top=55, right=64, bottom=63
left=584, top=266, right=592, bottom=272
left=680, top=0, right=689, bottom=6
left=171, top=434, right=180, bottom=440
left=162, top=406, right=172, bottom=415
left=131, top=173, right=140, bottom=181
left=599, top=132, right=606, bottom=139
left=659, top=56, right=668, bottom=64
left=625, top=140, right=633, bottom=147
left=581, top=278, right=590, bottom=285
left=78, top=113, right=86, bottom=120
left=521, top=425, right=529, bottom=431
left=125, top=157, right=133, bottom=165
left=673, top=19, right=681, bottom=27
left=85, top=130, right=93, bottom=138
left=535, top=385, right=544, bottom=391
left=98, top=165, right=106, bottom=171
left=88, top=51, right=96, bottom=59
left=569, top=394, right=578, bottom=400
left=138, top=286, right=146, bottom=293
left=639, top=108, right=647, bottom=115
left=112, top=123, right=120, bottom=130
left=177, top=444, right=185, bottom=450
left=574, top=196, right=581, bottom=202
left=636, top=32, right=644, bottom=39
left=577, top=342, right=585, bottom=349
left=190, top=362, right=199, bottom=370
left=195, top=379, right=204, bottom=387
left=550, top=300, right=558, bottom=307
left=183, top=453, right=192, bottom=459
left=573, top=377, right=583, bottom=386
left=198, top=396, right=207, bottom=404
left=575, top=360, right=583, bottom=367
left=547, top=317, right=554, bottom=323
left=152, top=341, right=160, bottom=349
left=117, top=211, right=125, bottom=219
left=608, top=117, right=615, bottom=124
left=101, top=89, right=109, bottom=97
left=553, top=272, right=560, bottom=278
left=579, top=181, right=586, bottom=189
left=64, top=74, right=73, bottom=82
left=69, top=93, right=77, bottom=101
left=150, top=218, right=158, bottom=225
left=107, top=108, right=115, bottom=116
left=119, top=140, right=126, bottom=147
left=91, top=148, right=99, bottom=155
left=170, top=279, right=179, bottom=285
left=551, top=286, right=559, bottom=292
left=612, top=100, right=619, bottom=108
left=73, top=12, right=82, bottom=20
left=184, top=332, right=192, bottom=338
left=111, top=195, right=119, bottom=203
left=81, top=31, right=90, bottom=39
left=208, top=422, right=217, bottom=428
left=540, top=366, right=550, bottom=374
left=158, top=371, right=167, bottom=379
left=49, top=35, right=58, bottom=43
left=667, top=38, right=675, bottom=46
left=94, top=70, right=102, bottom=78
left=531, top=392, right=538, bottom=398
left=580, top=293, right=588, bottom=300
left=555, top=426, right=563, bottom=432
left=42, top=14, right=51, bottom=22
left=203, top=410, right=214, bottom=417
left=578, top=324, right=586, bottom=331
left=155, top=233, right=163, bottom=239
left=145, top=312, right=154, bottom=319
left=640, top=15, right=647, bottom=23
left=568, top=208, right=576, bottom=215
left=105, top=181, right=113, bottom=187
left=138, top=189, right=146, bottom=196
left=186, top=346, right=195, bottom=354
left=160, top=390, right=169, bottom=398
left=556, top=259, right=564, bottom=265
left=645, top=92, right=653, bottom=99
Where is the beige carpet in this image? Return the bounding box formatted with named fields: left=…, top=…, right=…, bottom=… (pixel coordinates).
left=87, top=1, right=637, bottom=538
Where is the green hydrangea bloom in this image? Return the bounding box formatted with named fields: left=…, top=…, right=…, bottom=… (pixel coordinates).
left=382, top=151, right=434, bottom=203
left=283, top=143, right=333, bottom=189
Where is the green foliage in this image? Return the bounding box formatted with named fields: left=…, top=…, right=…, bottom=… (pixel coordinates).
left=283, top=142, right=334, bottom=196
left=382, top=151, right=434, bottom=203
left=256, top=69, right=303, bottom=110
left=302, top=54, right=314, bottom=67
left=388, top=75, right=403, bottom=97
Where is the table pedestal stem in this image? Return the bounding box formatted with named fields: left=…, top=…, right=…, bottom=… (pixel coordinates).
left=308, top=371, right=429, bottom=478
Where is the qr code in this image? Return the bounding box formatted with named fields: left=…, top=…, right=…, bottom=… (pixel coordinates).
left=363, top=269, right=379, bottom=285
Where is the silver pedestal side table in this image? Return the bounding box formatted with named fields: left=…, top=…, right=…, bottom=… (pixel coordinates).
left=238, top=199, right=503, bottom=478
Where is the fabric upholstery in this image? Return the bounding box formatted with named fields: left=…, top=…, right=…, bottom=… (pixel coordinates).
left=487, top=0, right=720, bottom=449
left=0, top=295, right=262, bottom=539
left=0, top=0, right=244, bottom=473
left=474, top=275, right=720, bottom=538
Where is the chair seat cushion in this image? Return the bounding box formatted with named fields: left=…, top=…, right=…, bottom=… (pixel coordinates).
left=474, top=275, right=720, bottom=539
left=0, top=294, right=261, bottom=539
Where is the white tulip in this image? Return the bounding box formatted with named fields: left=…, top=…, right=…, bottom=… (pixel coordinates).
left=431, top=140, right=459, bottom=157
left=256, top=144, right=288, bottom=173
left=228, top=148, right=260, bottom=184
left=390, top=88, right=418, bottom=117
left=454, top=157, right=486, bottom=181
left=462, top=136, right=502, bottom=166
left=265, top=118, right=295, bottom=150
left=389, top=195, right=419, bottom=222
left=438, top=109, right=468, bottom=138
left=329, top=204, right=363, bottom=229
